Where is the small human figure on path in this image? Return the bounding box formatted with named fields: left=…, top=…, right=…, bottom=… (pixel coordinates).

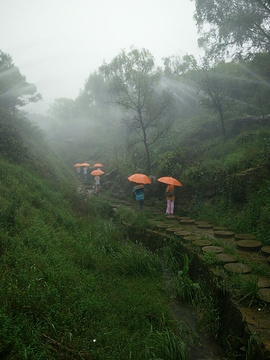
left=83, top=166, right=88, bottom=181
left=165, top=184, right=175, bottom=215
left=132, top=183, right=145, bottom=211
left=94, top=175, right=100, bottom=192
left=76, top=166, right=81, bottom=177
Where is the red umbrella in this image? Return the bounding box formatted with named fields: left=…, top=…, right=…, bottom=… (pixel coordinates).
left=93, top=163, right=103, bottom=167
left=157, top=177, right=183, bottom=186
left=127, top=173, right=152, bottom=184
left=81, top=162, right=90, bottom=167
left=91, top=169, right=105, bottom=176
left=73, top=163, right=82, bottom=168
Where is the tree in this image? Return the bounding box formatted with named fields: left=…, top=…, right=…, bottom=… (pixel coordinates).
left=49, top=98, right=76, bottom=123
left=99, top=48, right=176, bottom=173
left=183, top=54, right=270, bottom=137
left=193, top=0, right=270, bottom=59
left=0, top=50, right=41, bottom=114
left=76, top=72, right=117, bottom=125
left=181, top=56, right=236, bottom=137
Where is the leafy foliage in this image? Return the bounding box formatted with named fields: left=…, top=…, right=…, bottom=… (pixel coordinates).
left=100, top=47, right=176, bottom=172
left=0, top=50, right=41, bottom=113
left=193, top=0, right=270, bottom=59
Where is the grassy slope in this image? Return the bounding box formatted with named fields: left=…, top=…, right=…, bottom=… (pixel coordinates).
left=154, top=116, right=270, bottom=243
left=0, top=111, right=188, bottom=359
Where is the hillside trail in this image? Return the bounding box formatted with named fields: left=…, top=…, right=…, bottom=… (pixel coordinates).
left=80, top=185, right=225, bottom=359
left=163, top=269, right=225, bottom=360
left=79, top=185, right=270, bottom=359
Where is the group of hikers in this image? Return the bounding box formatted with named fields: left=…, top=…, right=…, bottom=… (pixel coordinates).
left=75, top=163, right=177, bottom=213
left=75, top=165, right=101, bottom=192
left=132, top=183, right=175, bottom=215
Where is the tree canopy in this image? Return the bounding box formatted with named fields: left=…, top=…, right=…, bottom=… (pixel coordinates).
left=0, top=50, right=41, bottom=114
left=193, top=0, right=270, bottom=59
left=100, top=48, right=176, bottom=173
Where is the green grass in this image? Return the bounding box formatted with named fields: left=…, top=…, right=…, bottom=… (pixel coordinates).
left=0, top=157, right=189, bottom=359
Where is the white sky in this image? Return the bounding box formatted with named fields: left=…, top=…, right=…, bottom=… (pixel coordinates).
left=0, top=0, right=201, bottom=114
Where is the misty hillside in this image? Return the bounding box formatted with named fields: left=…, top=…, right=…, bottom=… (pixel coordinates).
left=0, top=108, right=181, bottom=359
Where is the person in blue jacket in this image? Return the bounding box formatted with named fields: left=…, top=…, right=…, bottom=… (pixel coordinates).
left=132, top=183, right=145, bottom=210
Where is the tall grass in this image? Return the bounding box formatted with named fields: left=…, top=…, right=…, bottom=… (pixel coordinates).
left=0, top=158, right=187, bottom=359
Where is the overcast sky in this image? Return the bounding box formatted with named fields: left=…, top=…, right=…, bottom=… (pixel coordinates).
left=0, top=0, right=201, bottom=114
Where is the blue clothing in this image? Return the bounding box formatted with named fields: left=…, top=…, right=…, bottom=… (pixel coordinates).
left=133, top=185, right=145, bottom=201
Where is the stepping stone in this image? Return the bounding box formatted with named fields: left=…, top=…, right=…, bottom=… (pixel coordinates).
left=192, top=239, right=213, bottom=247
left=197, top=224, right=213, bottom=229
left=224, top=262, right=250, bottom=274
left=214, top=231, right=235, bottom=238
left=261, top=246, right=270, bottom=257
left=183, top=235, right=201, bottom=241
left=174, top=230, right=192, bottom=237
left=216, top=253, right=238, bottom=264
left=258, top=278, right=270, bottom=288
left=213, top=226, right=229, bottom=231
left=179, top=219, right=196, bottom=225
left=234, top=233, right=256, bottom=240
left=110, top=204, right=120, bottom=208
left=155, top=222, right=170, bottom=229
left=258, top=288, right=270, bottom=303
left=166, top=227, right=179, bottom=233
left=195, top=221, right=210, bottom=225
left=202, top=246, right=224, bottom=254
left=179, top=217, right=191, bottom=220
left=236, top=240, right=262, bottom=251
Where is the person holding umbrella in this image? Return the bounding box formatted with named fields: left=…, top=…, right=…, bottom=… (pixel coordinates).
left=165, top=185, right=175, bottom=215
left=91, top=169, right=105, bottom=192
left=127, top=173, right=151, bottom=211
left=157, top=177, right=183, bottom=216
left=133, top=183, right=145, bottom=211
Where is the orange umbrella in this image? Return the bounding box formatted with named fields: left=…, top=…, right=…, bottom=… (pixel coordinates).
left=157, top=177, right=183, bottom=186
left=93, top=163, right=103, bottom=167
left=91, top=169, right=105, bottom=176
left=73, top=163, right=82, bottom=168
left=81, top=162, right=90, bottom=167
left=127, top=173, right=152, bottom=184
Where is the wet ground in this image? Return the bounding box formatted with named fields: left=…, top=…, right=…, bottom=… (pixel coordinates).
left=163, top=269, right=225, bottom=360
left=81, top=188, right=270, bottom=359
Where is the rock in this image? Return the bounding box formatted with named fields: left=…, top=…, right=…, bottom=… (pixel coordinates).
left=258, top=288, right=270, bottom=303
left=236, top=240, right=262, bottom=251
left=234, top=233, right=256, bottom=240
left=258, top=278, right=270, bottom=288
left=192, top=239, right=213, bottom=247
left=261, top=246, right=270, bottom=256
left=197, top=224, right=213, bottom=229
left=174, top=230, right=192, bottom=237
left=224, top=263, right=250, bottom=274
left=216, top=253, right=238, bottom=264
left=202, top=246, right=224, bottom=254
left=213, top=226, right=229, bottom=231
left=179, top=219, right=196, bottom=225
left=195, top=221, right=210, bottom=225
left=214, top=231, right=235, bottom=238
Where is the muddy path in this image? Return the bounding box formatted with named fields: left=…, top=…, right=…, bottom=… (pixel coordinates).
left=163, top=269, right=225, bottom=360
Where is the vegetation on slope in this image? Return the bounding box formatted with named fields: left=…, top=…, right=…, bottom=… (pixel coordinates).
left=0, top=111, right=188, bottom=359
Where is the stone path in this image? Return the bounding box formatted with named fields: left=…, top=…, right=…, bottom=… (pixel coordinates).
left=108, top=200, right=270, bottom=360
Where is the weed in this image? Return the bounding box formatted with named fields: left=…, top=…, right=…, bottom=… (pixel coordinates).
left=232, top=275, right=260, bottom=306
left=203, top=251, right=219, bottom=266
left=145, top=326, right=189, bottom=360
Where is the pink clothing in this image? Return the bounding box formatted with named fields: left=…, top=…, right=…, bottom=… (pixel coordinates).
left=166, top=199, right=174, bottom=215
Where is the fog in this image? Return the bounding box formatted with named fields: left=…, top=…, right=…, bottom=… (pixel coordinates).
left=0, top=0, right=201, bottom=114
